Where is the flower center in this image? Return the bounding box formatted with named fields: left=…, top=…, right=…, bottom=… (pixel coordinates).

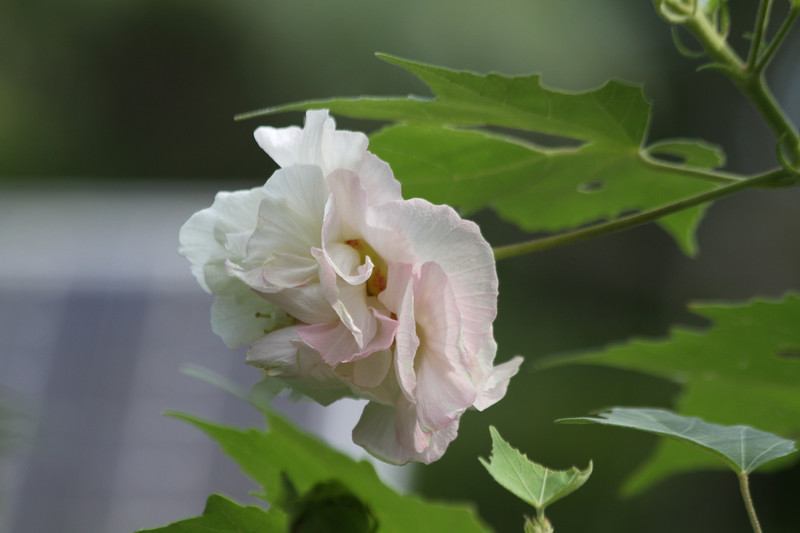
left=346, top=238, right=388, bottom=296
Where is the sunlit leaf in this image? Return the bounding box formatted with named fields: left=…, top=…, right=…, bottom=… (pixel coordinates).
left=136, top=493, right=286, bottom=533
left=479, top=426, right=592, bottom=511
left=241, top=54, right=734, bottom=255
left=546, top=293, right=800, bottom=493
left=167, top=410, right=491, bottom=533
left=559, top=408, right=796, bottom=474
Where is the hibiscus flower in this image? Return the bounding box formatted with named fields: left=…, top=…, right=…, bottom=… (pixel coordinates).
left=179, top=110, right=521, bottom=464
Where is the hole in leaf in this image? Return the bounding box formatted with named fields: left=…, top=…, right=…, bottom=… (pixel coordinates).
left=578, top=181, right=605, bottom=193
left=778, top=351, right=800, bottom=360
left=649, top=151, right=685, bottom=164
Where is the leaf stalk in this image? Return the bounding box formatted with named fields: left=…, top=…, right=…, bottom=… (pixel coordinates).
left=492, top=169, right=788, bottom=260
left=738, top=472, right=763, bottom=533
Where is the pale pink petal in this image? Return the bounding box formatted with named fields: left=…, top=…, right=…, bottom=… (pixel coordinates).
left=473, top=355, right=524, bottom=411
left=365, top=199, right=497, bottom=355
left=377, top=262, right=418, bottom=402
left=395, top=399, right=431, bottom=454
left=415, top=417, right=461, bottom=464
left=248, top=329, right=353, bottom=406
left=352, top=402, right=414, bottom=465
left=296, top=321, right=360, bottom=365
left=353, top=400, right=462, bottom=465
left=412, top=262, right=477, bottom=431
left=297, top=308, right=397, bottom=365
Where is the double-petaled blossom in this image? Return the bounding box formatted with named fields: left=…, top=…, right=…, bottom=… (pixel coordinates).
left=179, top=110, right=522, bottom=464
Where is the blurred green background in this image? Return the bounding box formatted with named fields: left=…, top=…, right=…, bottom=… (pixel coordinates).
left=2, top=0, right=799, bottom=532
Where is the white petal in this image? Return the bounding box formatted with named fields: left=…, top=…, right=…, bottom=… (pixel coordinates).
left=352, top=402, right=413, bottom=465
left=254, top=125, right=304, bottom=168
left=246, top=165, right=328, bottom=261
left=178, top=187, right=266, bottom=293
left=358, top=153, right=402, bottom=205
left=246, top=326, right=303, bottom=374
left=351, top=349, right=393, bottom=388
left=254, top=110, right=369, bottom=176
left=210, top=283, right=287, bottom=349
left=473, top=355, right=524, bottom=411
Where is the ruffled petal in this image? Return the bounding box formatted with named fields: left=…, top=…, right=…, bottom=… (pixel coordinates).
left=412, top=262, right=477, bottom=432
left=377, top=262, right=418, bottom=402
left=365, top=199, right=497, bottom=356
left=254, top=110, right=368, bottom=176
left=178, top=187, right=266, bottom=293
left=473, top=355, right=524, bottom=411
left=245, top=165, right=328, bottom=262
left=353, top=400, right=462, bottom=465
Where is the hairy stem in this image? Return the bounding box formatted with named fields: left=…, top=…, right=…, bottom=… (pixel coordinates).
left=738, top=472, right=763, bottom=533
left=492, top=169, right=787, bottom=260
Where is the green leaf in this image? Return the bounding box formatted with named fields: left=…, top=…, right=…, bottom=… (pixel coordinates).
left=241, top=54, right=734, bottom=255
left=369, top=125, right=715, bottom=255
left=559, top=408, right=796, bottom=474
left=241, top=54, right=650, bottom=146
left=546, top=293, right=800, bottom=492
left=479, top=426, right=592, bottom=512
left=136, top=494, right=286, bottom=533
left=168, top=410, right=491, bottom=533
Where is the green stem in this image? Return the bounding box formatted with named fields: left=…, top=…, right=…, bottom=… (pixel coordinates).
left=757, top=7, right=800, bottom=73
left=640, top=153, right=744, bottom=184
left=492, top=169, right=786, bottom=260
left=738, top=472, right=763, bottom=533
left=681, top=6, right=800, bottom=165
left=747, top=0, right=773, bottom=69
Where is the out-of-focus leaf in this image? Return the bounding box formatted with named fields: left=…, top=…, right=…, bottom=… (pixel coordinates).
left=547, top=293, right=800, bottom=493
left=167, top=410, right=491, bottom=533
left=286, top=479, right=378, bottom=533
left=479, top=426, right=591, bottom=511
left=135, top=493, right=286, bottom=533
left=559, top=408, right=796, bottom=473
left=242, top=54, right=735, bottom=255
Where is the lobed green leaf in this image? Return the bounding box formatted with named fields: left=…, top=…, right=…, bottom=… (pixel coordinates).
left=479, top=426, right=592, bottom=512
left=166, top=409, right=491, bottom=533
left=135, top=493, right=286, bottom=533
left=559, top=408, right=796, bottom=474
left=546, top=293, right=800, bottom=493
left=240, top=54, right=735, bottom=255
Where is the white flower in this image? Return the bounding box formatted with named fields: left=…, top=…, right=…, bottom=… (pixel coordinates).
left=179, top=110, right=522, bottom=464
